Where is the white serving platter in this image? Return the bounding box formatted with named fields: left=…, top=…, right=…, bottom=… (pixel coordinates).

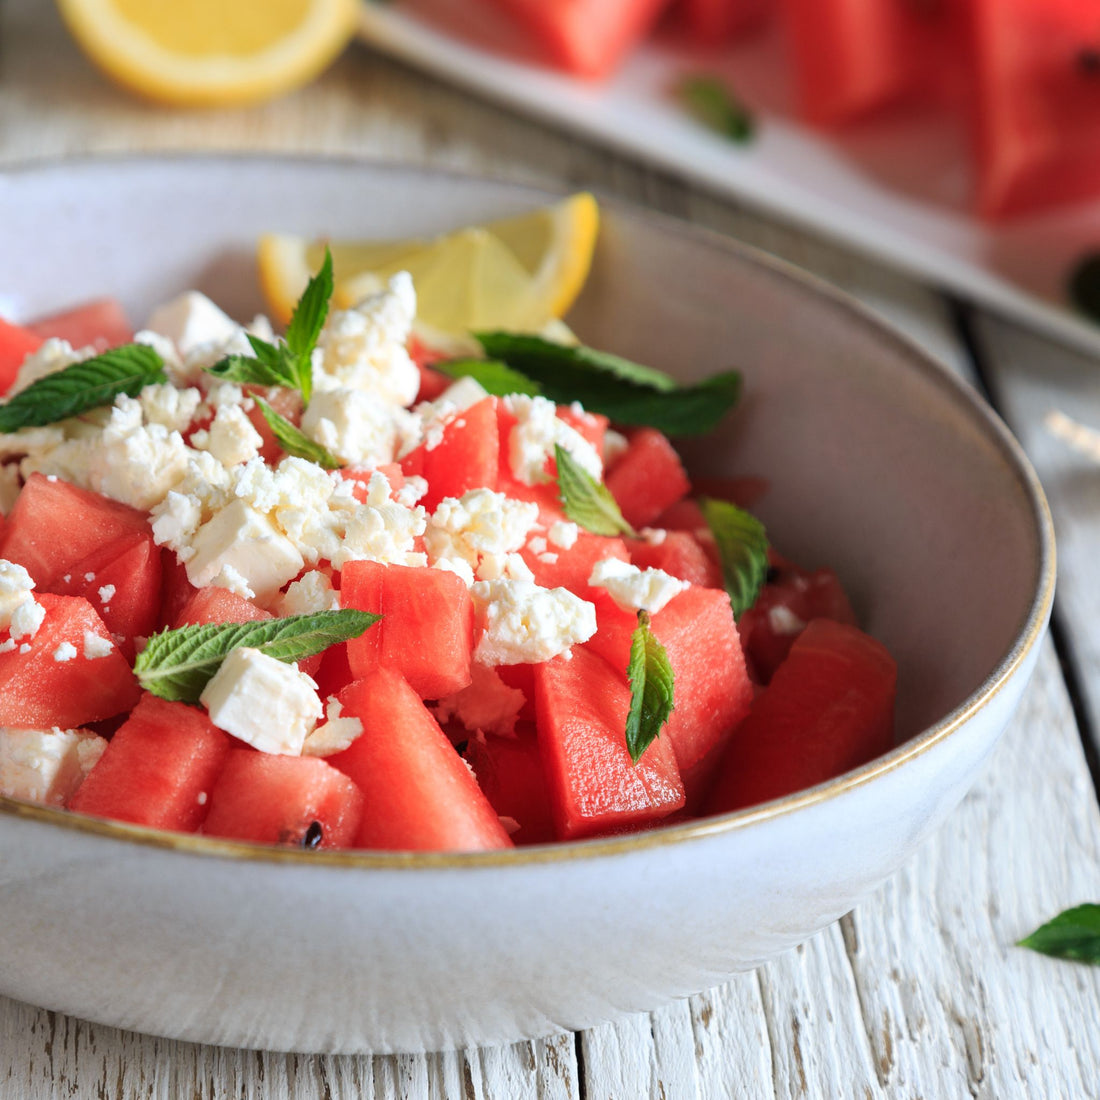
left=358, top=0, right=1100, bottom=359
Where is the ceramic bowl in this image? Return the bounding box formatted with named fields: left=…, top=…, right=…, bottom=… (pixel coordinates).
left=0, top=156, right=1053, bottom=1054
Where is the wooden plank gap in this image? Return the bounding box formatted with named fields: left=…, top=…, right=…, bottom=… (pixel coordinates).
left=836, top=915, right=890, bottom=1093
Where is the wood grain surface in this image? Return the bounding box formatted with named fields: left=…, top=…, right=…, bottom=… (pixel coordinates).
left=2, top=3, right=1100, bottom=1096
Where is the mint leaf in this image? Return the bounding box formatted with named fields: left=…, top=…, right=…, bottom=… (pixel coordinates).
left=554, top=444, right=635, bottom=537
left=206, top=247, right=333, bottom=406
left=626, top=610, right=675, bottom=764
left=282, top=248, right=333, bottom=403
left=1019, top=905, right=1100, bottom=965
left=134, top=609, right=379, bottom=703
left=475, top=333, right=741, bottom=436
left=701, top=497, right=768, bottom=620
left=678, top=74, right=755, bottom=144
left=0, top=344, right=167, bottom=433
left=254, top=396, right=340, bottom=469
left=434, top=358, right=542, bottom=397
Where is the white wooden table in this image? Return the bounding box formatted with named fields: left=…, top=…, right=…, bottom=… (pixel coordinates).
left=4, top=3, right=1100, bottom=1096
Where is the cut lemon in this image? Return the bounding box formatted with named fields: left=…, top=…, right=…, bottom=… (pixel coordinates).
left=56, top=0, right=359, bottom=107
left=257, top=192, right=600, bottom=336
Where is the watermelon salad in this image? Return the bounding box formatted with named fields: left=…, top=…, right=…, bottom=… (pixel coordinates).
left=0, top=263, right=896, bottom=851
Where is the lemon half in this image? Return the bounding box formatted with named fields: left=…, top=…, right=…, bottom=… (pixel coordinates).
left=57, top=0, right=359, bottom=107
left=257, top=193, right=600, bottom=337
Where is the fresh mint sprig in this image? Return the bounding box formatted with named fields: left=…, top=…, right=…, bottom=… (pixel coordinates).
left=625, top=610, right=675, bottom=764
left=678, top=74, right=756, bottom=144
left=1019, top=904, right=1100, bottom=965
left=554, top=443, right=636, bottom=537
left=701, top=497, right=769, bottom=620
left=134, top=609, right=378, bottom=704
left=253, top=396, right=340, bottom=469
left=0, top=344, right=167, bottom=433
left=475, top=333, right=741, bottom=437
left=207, top=248, right=333, bottom=405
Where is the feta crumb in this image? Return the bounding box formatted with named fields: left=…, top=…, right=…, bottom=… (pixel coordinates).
left=53, top=641, right=78, bottom=663
left=588, top=557, right=689, bottom=614
left=9, top=338, right=92, bottom=395
left=302, top=696, right=363, bottom=757
left=433, top=664, right=526, bottom=737
left=190, top=403, right=262, bottom=468
left=199, top=647, right=323, bottom=755
left=300, top=386, right=408, bottom=467
left=547, top=520, right=579, bottom=550
left=277, top=570, right=340, bottom=617
left=470, top=579, right=597, bottom=666
left=426, top=489, right=539, bottom=579
left=502, top=394, right=602, bottom=486
left=0, top=726, right=107, bottom=806
left=97, top=584, right=116, bottom=606
left=603, top=429, right=630, bottom=467
left=0, top=559, right=44, bottom=641
left=768, top=605, right=806, bottom=636
left=83, top=630, right=114, bottom=660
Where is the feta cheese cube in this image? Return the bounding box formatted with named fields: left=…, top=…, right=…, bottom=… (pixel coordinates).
left=470, top=579, right=597, bottom=666
left=0, top=727, right=107, bottom=806
left=588, top=557, right=689, bottom=615
left=199, top=647, right=323, bottom=756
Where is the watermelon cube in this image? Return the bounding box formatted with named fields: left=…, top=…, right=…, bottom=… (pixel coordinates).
left=0, top=317, right=43, bottom=395
left=465, top=727, right=556, bottom=845
left=605, top=428, right=691, bottom=529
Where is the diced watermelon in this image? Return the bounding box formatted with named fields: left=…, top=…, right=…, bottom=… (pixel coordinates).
left=534, top=645, right=685, bottom=839
left=496, top=662, right=537, bottom=723
left=28, top=298, right=133, bottom=351
left=338, top=462, right=405, bottom=503
left=416, top=364, right=451, bottom=402
left=311, top=642, right=355, bottom=700
left=174, top=586, right=272, bottom=629
left=0, top=317, right=43, bottom=395
left=465, top=726, right=556, bottom=845
left=605, top=428, right=691, bottom=529
left=49, top=532, right=162, bottom=657
left=245, top=385, right=302, bottom=464
left=159, top=550, right=198, bottom=629
left=626, top=531, right=722, bottom=589
left=202, top=751, right=365, bottom=848
left=69, top=694, right=231, bottom=831
left=0, top=474, right=152, bottom=590
left=703, top=619, right=897, bottom=814
left=674, top=0, right=771, bottom=41
left=585, top=586, right=753, bottom=805
left=738, top=564, right=858, bottom=683
left=0, top=593, right=140, bottom=728
left=400, top=396, right=500, bottom=511
left=329, top=669, right=514, bottom=851
left=341, top=560, right=474, bottom=699
left=519, top=532, right=630, bottom=601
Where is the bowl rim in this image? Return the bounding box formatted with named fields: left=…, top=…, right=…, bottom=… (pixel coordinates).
left=0, top=151, right=1057, bottom=869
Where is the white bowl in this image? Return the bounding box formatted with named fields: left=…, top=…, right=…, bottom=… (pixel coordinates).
left=0, top=156, right=1054, bottom=1054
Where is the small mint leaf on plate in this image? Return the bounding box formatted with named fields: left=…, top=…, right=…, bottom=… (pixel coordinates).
left=701, top=497, right=768, bottom=620
left=554, top=443, right=636, bottom=537
left=626, top=610, right=675, bottom=764
left=254, top=396, right=340, bottom=469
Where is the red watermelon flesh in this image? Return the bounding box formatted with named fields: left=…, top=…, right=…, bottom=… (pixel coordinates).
left=605, top=428, right=691, bottom=529
left=0, top=317, right=43, bottom=395
left=342, top=559, right=473, bottom=699
left=69, top=693, right=231, bottom=831
left=584, top=586, right=753, bottom=805
left=330, top=669, right=514, bottom=851
left=519, top=532, right=630, bottom=602
left=534, top=645, right=685, bottom=840
left=703, top=619, right=897, bottom=815
left=465, top=726, right=556, bottom=845
left=0, top=474, right=152, bottom=590
left=0, top=593, right=140, bottom=728
left=174, top=586, right=272, bottom=629
left=28, top=298, right=133, bottom=351
left=626, top=531, right=722, bottom=589
left=202, top=751, right=365, bottom=848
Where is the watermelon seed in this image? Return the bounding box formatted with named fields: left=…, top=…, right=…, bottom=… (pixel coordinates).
left=302, top=821, right=323, bottom=850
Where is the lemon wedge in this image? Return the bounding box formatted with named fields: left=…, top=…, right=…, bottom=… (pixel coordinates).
left=56, top=0, right=359, bottom=107
left=257, top=193, right=600, bottom=337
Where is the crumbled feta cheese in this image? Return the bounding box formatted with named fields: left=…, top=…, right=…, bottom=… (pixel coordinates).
left=139, top=383, right=202, bottom=433
left=187, top=499, right=305, bottom=601
left=277, top=570, right=340, bottom=617
left=199, top=647, right=323, bottom=755
left=97, top=584, right=116, bottom=606
left=145, top=291, right=242, bottom=361
left=316, top=273, right=419, bottom=405
left=470, top=579, right=596, bottom=666
left=425, top=489, right=539, bottom=580
left=394, top=475, right=428, bottom=507
left=300, top=386, right=409, bottom=467
left=190, top=403, right=262, bottom=468
left=433, top=664, right=525, bottom=736
left=53, top=641, right=78, bottom=663
left=547, top=520, right=579, bottom=550
left=82, top=630, right=114, bottom=660
left=588, top=557, right=689, bottom=614
left=0, top=559, right=44, bottom=641
left=502, top=394, right=602, bottom=486
left=603, top=429, right=630, bottom=467
left=639, top=527, right=668, bottom=546
left=0, top=726, right=107, bottom=806
left=475, top=552, right=535, bottom=584
left=301, top=697, right=363, bottom=757
left=768, top=605, right=806, bottom=636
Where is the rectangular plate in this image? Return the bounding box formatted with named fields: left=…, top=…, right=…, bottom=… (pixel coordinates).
left=358, top=1, right=1100, bottom=357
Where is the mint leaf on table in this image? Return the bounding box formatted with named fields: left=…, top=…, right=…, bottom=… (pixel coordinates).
left=554, top=443, right=636, bottom=537
left=475, top=333, right=741, bottom=436
left=677, top=74, right=755, bottom=144
left=433, top=357, right=542, bottom=397
left=626, top=610, right=675, bottom=764
left=207, top=247, right=333, bottom=405
left=134, top=610, right=379, bottom=704
left=701, top=497, right=769, bottom=620
left=1019, top=904, right=1100, bottom=965
left=0, top=344, right=167, bottom=432
left=253, top=395, right=340, bottom=469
